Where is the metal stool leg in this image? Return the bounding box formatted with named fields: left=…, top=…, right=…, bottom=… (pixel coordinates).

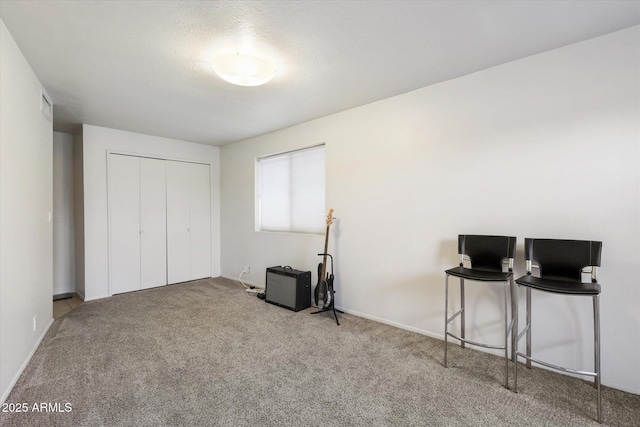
left=460, top=278, right=465, bottom=349
left=594, top=295, right=601, bottom=423
left=510, top=277, right=517, bottom=363
left=503, top=280, right=509, bottom=388
left=444, top=274, right=449, bottom=367
left=526, top=287, right=532, bottom=369
left=514, top=282, right=519, bottom=393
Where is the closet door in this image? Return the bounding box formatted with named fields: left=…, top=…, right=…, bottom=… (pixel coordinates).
left=140, top=157, right=167, bottom=289
left=189, top=163, right=211, bottom=280
left=166, top=161, right=212, bottom=284
left=166, top=161, right=192, bottom=284
left=110, top=154, right=141, bottom=294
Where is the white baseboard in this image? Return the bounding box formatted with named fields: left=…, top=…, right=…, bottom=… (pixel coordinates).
left=0, top=317, right=54, bottom=404
left=336, top=306, right=444, bottom=341
left=335, top=306, right=640, bottom=395
left=604, top=380, right=640, bottom=395
left=220, top=275, right=263, bottom=290
left=82, top=293, right=109, bottom=302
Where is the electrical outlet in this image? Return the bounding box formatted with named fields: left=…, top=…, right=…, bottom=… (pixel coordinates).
left=33, top=315, right=37, bottom=332
left=244, top=266, right=250, bottom=274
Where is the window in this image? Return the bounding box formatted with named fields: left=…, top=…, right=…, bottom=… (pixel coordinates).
left=256, top=145, right=326, bottom=233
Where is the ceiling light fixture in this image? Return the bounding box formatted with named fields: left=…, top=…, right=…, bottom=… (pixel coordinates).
left=211, top=52, right=275, bottom=87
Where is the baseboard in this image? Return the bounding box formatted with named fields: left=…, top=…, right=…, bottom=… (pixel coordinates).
left=0, top=317, right=54, bottom=405
left=336, top=306, right=444, bottom=341
left=336, top=306, right=640, bottom=395
left=82, top=293, right=109, bottom=302
left=75, top=290, right=85, bottom=301
left=53, top=292, right=74, bottom=301
left=220, top=275, right=264, bottom=290
left=603, top=380, right=640, bottom=395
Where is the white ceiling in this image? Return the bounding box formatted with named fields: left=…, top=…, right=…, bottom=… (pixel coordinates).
left=1, top=1, right=638, bottom=146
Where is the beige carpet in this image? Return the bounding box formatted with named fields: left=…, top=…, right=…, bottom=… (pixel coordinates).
left=1, top=278, right=638, bottom=427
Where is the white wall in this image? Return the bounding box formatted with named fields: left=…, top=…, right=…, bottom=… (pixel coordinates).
left=53, top=131, right=75, bottom=295
left=81, top=124, right=221, bottom=301
left=220, top=27, right=640, bottom=394
left=0, top=20, right=54, bottom=403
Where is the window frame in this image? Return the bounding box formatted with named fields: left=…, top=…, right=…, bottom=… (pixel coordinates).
left=255, top=144, right=326, bottom=235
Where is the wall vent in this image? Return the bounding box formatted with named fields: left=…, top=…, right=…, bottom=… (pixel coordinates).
left=40, top=89, right=52, bottom=121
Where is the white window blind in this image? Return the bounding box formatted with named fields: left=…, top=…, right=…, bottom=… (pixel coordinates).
left=257, top=145, right=325, bottom=233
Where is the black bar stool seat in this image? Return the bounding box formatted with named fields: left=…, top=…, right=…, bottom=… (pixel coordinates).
left=446, top=266, right=513, bottom=282
left=515, top=275, right=601, bottom=295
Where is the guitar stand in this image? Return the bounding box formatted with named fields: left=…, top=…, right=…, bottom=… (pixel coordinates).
left=311, top=253, right=342, bottom=325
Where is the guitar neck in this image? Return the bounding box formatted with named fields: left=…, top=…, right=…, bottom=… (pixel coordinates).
left=320, top=223, right=330, bottom=279
left=319, top=209, right=334, bottom=281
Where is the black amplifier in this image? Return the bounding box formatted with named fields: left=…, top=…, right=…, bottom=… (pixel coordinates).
left=265, top=266, right=311, bottom=312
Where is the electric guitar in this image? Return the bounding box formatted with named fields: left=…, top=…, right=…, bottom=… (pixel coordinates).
left=314, top=209, right=334, bottom=309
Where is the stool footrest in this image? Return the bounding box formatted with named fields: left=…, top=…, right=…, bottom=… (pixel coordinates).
left=516, top=352, right=597, bottom=377
left=447, top=332, right=506, bottom=350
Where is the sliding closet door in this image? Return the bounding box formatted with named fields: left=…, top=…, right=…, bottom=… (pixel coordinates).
left=110, top=154, right=141, bottom=294
left=189, top=163, right=212, bottom=280
left=110, top=155, right=210, bottom=293
left=166, top=160, right=212, bottom=284
left=166, top=161, right=192, bottom=284
left=140, top=157, right=167, bottom=289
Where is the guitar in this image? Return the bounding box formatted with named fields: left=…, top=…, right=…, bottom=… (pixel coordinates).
left=314, top=209, right=334, bottom=309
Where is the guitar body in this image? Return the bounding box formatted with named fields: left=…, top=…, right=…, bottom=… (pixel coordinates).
left=315, top=272, right=333, bottom=309
left=315, top=262, right=326, bottom=307
left=325, top=273, right=334, bottom=307
left=314, top=209, right=334, bottom=309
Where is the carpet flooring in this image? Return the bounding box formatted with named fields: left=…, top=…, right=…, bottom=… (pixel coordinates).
left=1, top=278, right=638, bottom=426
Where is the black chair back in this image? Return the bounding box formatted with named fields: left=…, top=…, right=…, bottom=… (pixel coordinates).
left=524, top=238, right=602, bottom=281
left=458, top=235, right=516, bottom=272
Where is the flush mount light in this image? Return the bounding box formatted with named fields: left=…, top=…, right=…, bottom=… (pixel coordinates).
left=211, top=52, right=275, bottom=87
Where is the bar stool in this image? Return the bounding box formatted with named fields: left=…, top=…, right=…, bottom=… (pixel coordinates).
left=513, top=238, right=603, bottom=423
left=444, top=234, right=517, bottom=389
